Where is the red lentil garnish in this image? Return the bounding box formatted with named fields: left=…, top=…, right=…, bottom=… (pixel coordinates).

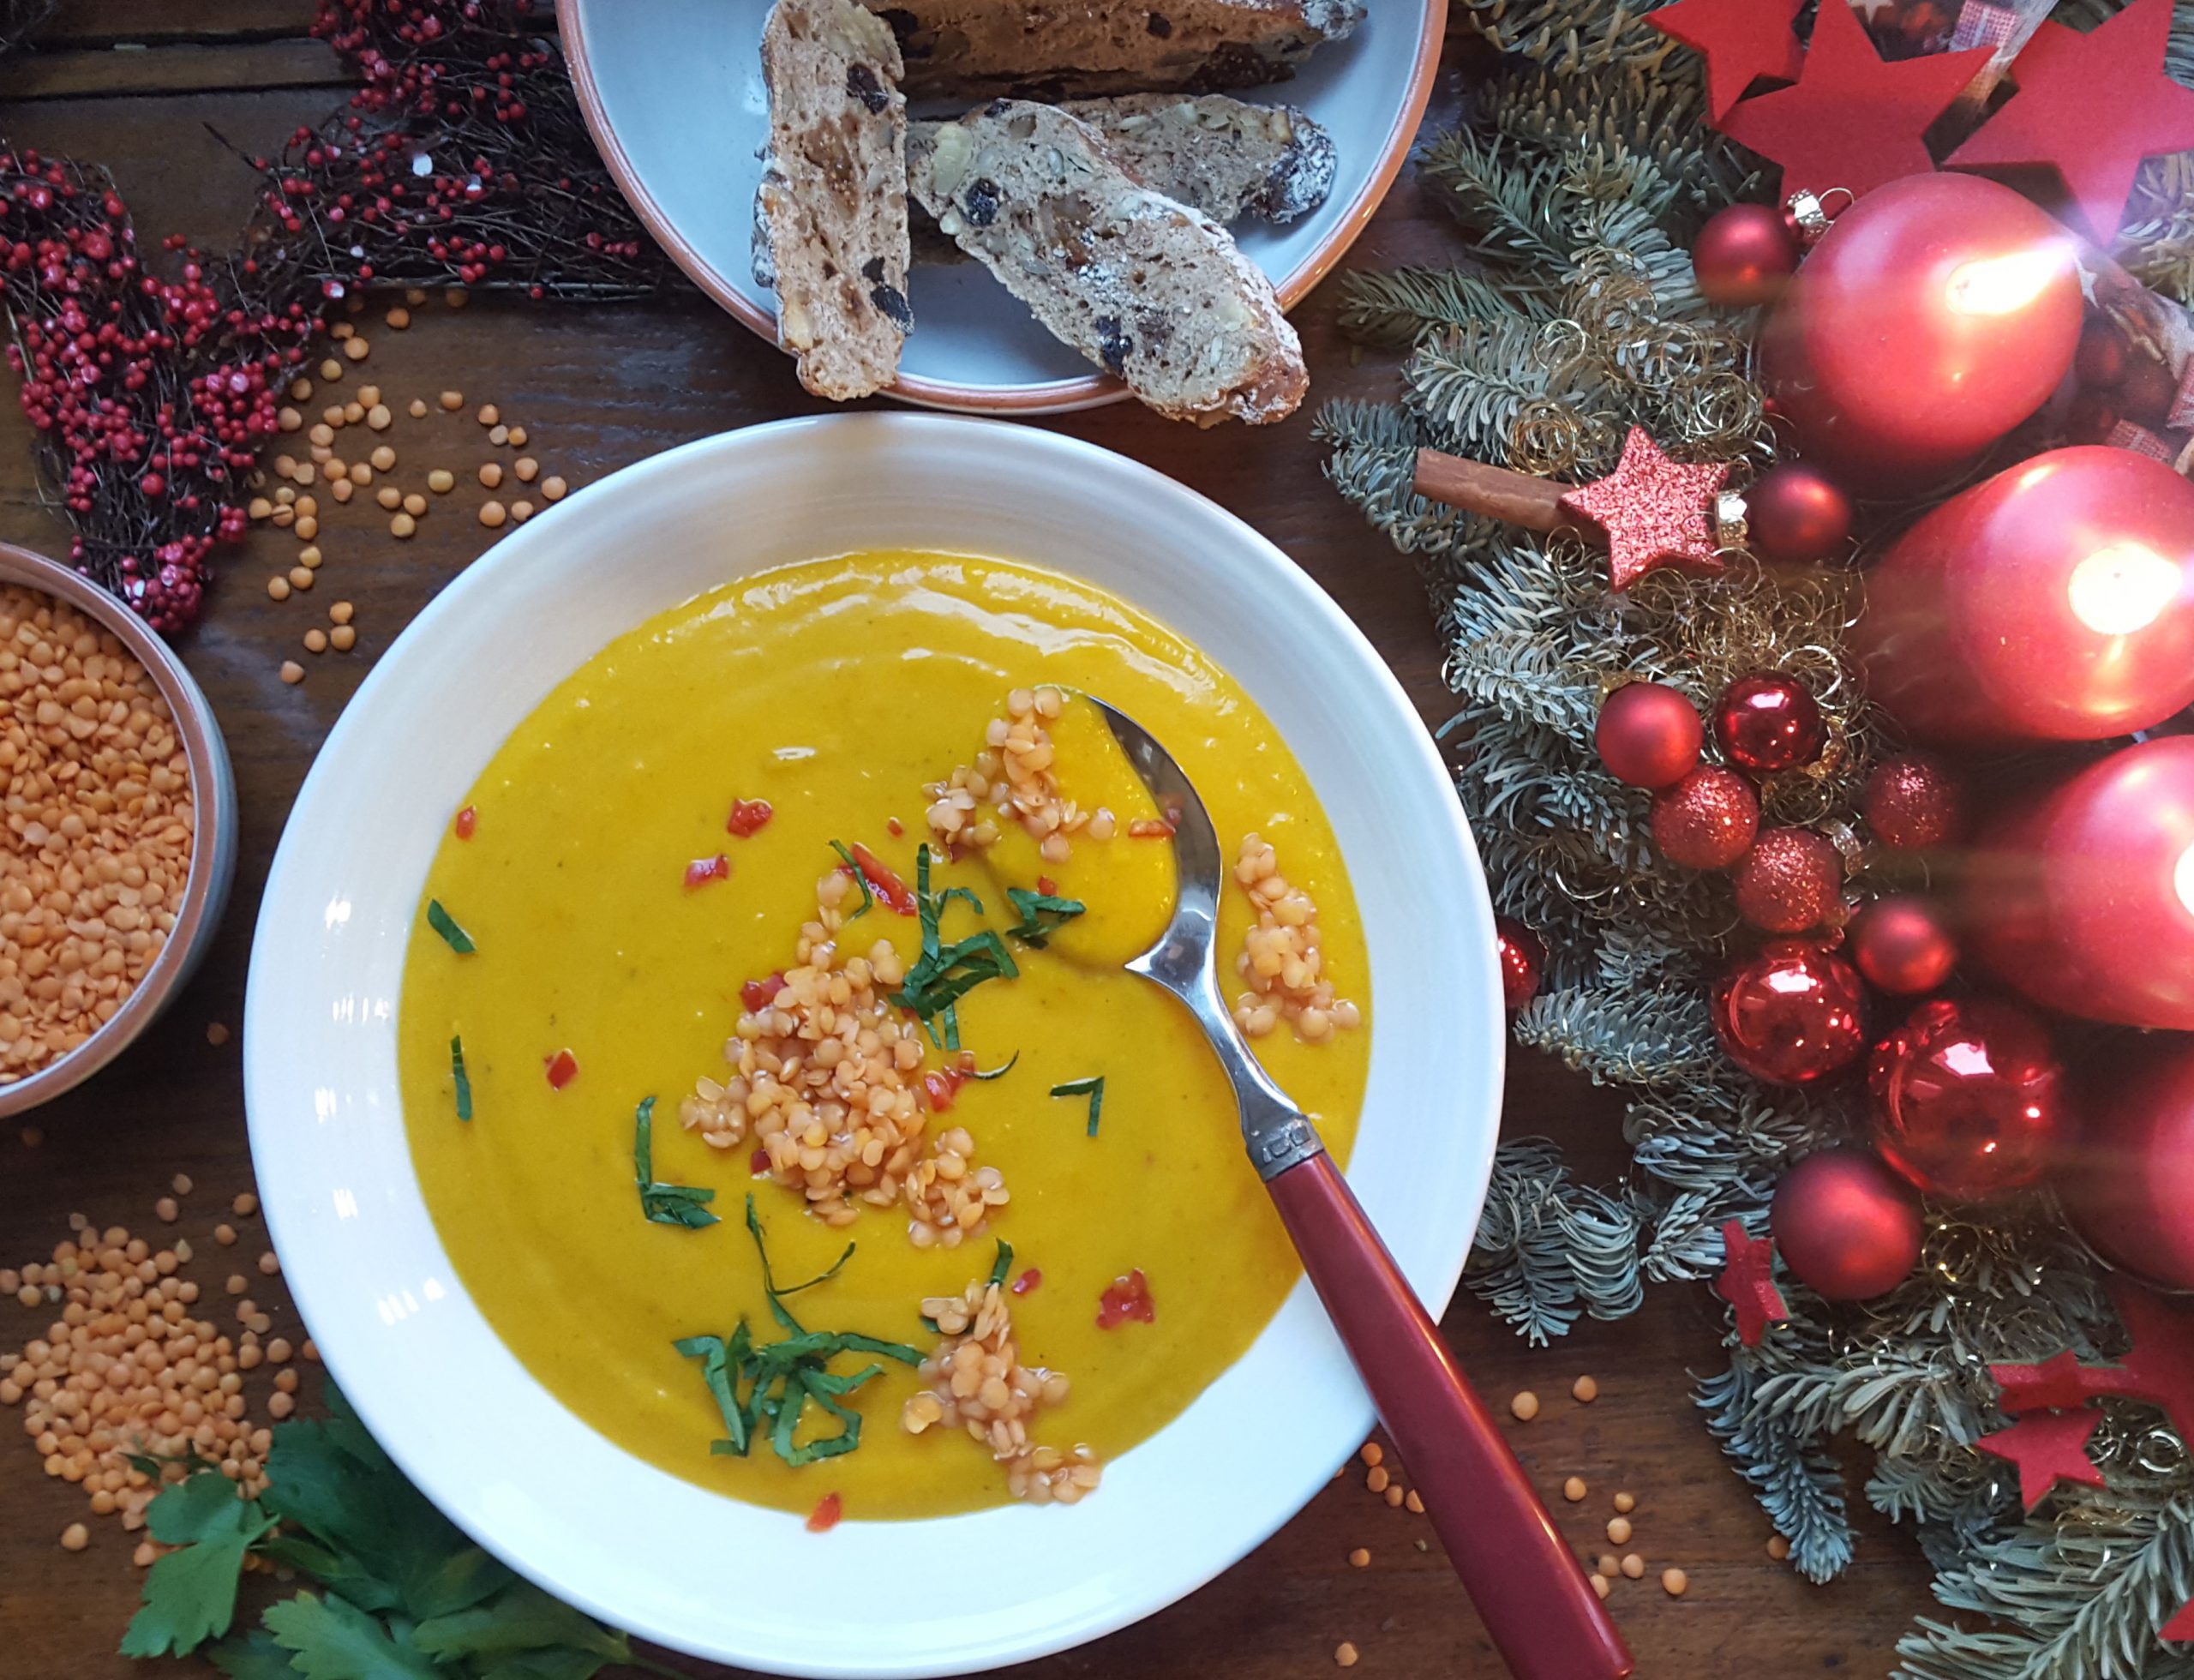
left=806, top=1492, right=843, bottom=1533
left=1011, top=1268, right=1042, bottom=1295
left=727, top=797, right=774, bottom=838
left=848, top=843, right=916, bottom=915
left=454, top=804, right=477, bottom=839
left=740, top=971, right=787, bottom=1013
left=885, top=816, right=904, bottom=837
left=543, top=1048, right=578, bottom=1089
left=1096, top=1269, right=1155, bottom=1328
left=684, top=854, right=730, bottom=890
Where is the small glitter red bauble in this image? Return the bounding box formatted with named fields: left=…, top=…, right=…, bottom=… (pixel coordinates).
left=1715, top=672, right=1825, bottom=774
left=1692, top=203, right=1801, bottom=309
left=1595, top=681, right=1704, bottom=789
left=1651, top=766, right=1762, bottom=869
left=2075, top=317, right=2129, bottom=390
left=1496, top=915, right=1546, bottom=1011
left=1867, top=997, right=2065, bottom=1201
left=1741, top=463, right=1853, bottom=563
left=1849, top=896, right=1957, bottom=993
left=1771, top=1149, right=1923, bottom=1301
left=1733, top=828, right=1844, bottom=932
left=1711, top=939, right=1867, bottom=1084
left=1863, top=753, right=1965, bottom=850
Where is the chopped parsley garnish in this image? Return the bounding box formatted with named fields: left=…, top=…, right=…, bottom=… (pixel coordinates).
left=425, top=898, right=475, bottom=954
left=1005, top=885, right=1086, bottom=948
left=1052, top=1076, right=1106, bottom=1137
left=450, top=1035, right=472, bottom=1122
left=968, top=1051, right=1019, bottom=1081
left=828, top=840, right=875, bottom=919
left=674, top=1195, right=919, bottom=1467
left=988, top=1239, right=1016, bottom=1291
left=890, top=844, right=1017, bottom=1049
left=633, top=1096, right=719, bottom=1228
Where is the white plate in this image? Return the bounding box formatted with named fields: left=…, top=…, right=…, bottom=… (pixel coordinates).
left=559, top=0, right=1445, bottom=413
left=244, top=413, right=1502, bottom=1677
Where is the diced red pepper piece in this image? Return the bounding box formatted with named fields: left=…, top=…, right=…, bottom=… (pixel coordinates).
left=1011, top=1268, right=1042, bottom=1296
left=849, top=843, right=916, bottom=915
left=749, top=1147, right=771, bottom=1176
left=1036, top=876, right=1058, bottom=897
left=453, top=805, right=477, bottom=840
left=727, top=798, right=773, bottom=837
left=684, top=854, right=729, bottom=890
left=1128, top=818, right=1177, bottom=840
left=543, top=1048, right=578, bottom=1090
left=923, top=1069, right=967, bottom=1113
left=740, top=971, right=787, bottom=1013
left=886, top=816, right=905, bottom=837
left=806, top=1492, right=842, bottom=1533
left=1096, top=1269, right=1155, bottom=1329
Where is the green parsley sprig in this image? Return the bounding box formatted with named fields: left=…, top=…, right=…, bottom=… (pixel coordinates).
left=449, top=1035, right=472, bottom=1123
left=424, top=899, right=475, bottom=955
left=1051, top=1076, right=1106, bottom=1137
left=889, top=844, right=1017, bottom=1050
left=1004, top=886, right=1086, bottom=948
left=633, top=1095, right=719, bottom=1227
left=827, top=840, right=876, bottom=919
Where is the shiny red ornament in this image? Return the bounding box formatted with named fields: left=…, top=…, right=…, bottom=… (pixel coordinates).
left=1711, top=939, right=1867, bottom=1084
left=1855, top=447, right=2194, bottom=743
left=1965, top=735, right=2194, bottom=1028
left=1976, top=1408, right=2107, bottom=1512
left=1732, top=828, right=1844, bottom=933
left=1759, top=174, right=2084, bottom=495
left=1651, top=766, right=1761, bottom=870
left=1862, top=753, right=1964, bottom=850
left=1495, top=915, right=1547, bottom=1011
left=1717, top=0, right=1991, bottom=201
left=1711, top=1219, right=1789, bottom=1346
left=1714, top=672, right=1825, bottom=774
left=1770, top=1149, right=1923, bottom=1301
left=1692, top=204, right=1801, bottom=308
left=1556, top=427, right=1733, bottom=591
left=2059, top=1035, right=2194, bottom=1291
left=1867, top=997, right=2065, bottom=1201
left=1739, top=462, right=1852, bottom=563
left=1945, top=0, right=2194, bottom=245
left=1650, top=0, right=1803, bottom=122
left=1848, top=896, right=1957, bottom=994
left=1595, top=681, right=1704, bottom=789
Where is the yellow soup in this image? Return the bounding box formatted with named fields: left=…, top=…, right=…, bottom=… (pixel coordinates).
left=399, top=553, right=1370, bottom=1519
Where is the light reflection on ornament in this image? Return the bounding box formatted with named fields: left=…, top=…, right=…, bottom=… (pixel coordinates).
left=1945, top=245, right=2073, bottom=317
left=2067, top=543, right=2182, bottom=635
left=2173, top=841, right=2194, bottom=917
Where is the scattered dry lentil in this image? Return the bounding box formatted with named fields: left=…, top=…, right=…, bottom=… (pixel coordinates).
left=303, top=630, right=329, bottom=656
left=376, top=487, right=403, bottom=512
left=1349, top=1547, right=1370, bottom=1568
left=1607, top=1516, right=1633, bottom=1545
left=348, top=462, right=372, bottom=487
left=329, top=479, right=354, bottom=505
left=511, top=501, right=534, bottom=523
left=268, top=1391, right=295, bottom=1420
left=1573, top=1375, right=1599, bottom=1403
left=1360, top=1443, right=1383, bottom=1467
left=447, top=288, right=469, bottom=308
left=225, top=1274, right=246, bottom=1296
left=367, top=405, right=393, bottom=431
left=478, top=462, right=503, bottom=489
left=902, top=1271, right=1092, bottom=1502
left=342, top=337, right=369, bottom=362
left=513, top=457, right=538, bottom=483
left=1232, top=835, right=1360, bottom=1041
left=1767, top=1535, right=1790, bottom=1560
left=391, top=513, right=417, bottom=540
left=329, top=603, right=354, bottom=627
left=297, top=546, right=322, bottom=571
left=287, top=568, right=314, bottom=592
left=342, top=401, right=364, bottom=424
left=206, top=1023, right=229, bottom=1046
left=290, top=377, right=312, bottom=400
left=489, top=424, right=510, bottom=446
left=293, top=517, right=318, bottom=543
left=542, top=475, right=566, bottom=501
left=279, top=662, right=304, bottom=687
left=403, top=493, right=428, bottom=518
left=1334, top=1643, right=1359, bottom=1669
left=330, top=321, right=352, bottom=341
left=257, top=1252, right=280, bottom=1277
left=1662, top=1567, right=1687, bottom=1597
left=1366, top=1466, right=1390, bottom=1495
left=267, top=578, right=291, bottom=603
left=60, top=1522, right=88, bottom=1551
left=1563, top=1477, right=1587, bottom=1503
left=321, top=405, right=345, bottom=427
left=213, top=1224, right=235, bottom=1246
left=1621, top=1553, right=1646, bottom=1580
left=428, top=469, right=454, bottom=495
left=507, top=425, right=528, bottom=447
left=278, top=408, right=302, bottom=432
left=477, top=403, right=499, bottom=425
left=308, top=423, right=334, bottom=447
left=1614, top=1491, right=1635, bottom=1515
left=1510, top=1390, right=1539, bottom=1422
left=408, top=398, right=429, bottom=419
left=1382, top=1485, right=1404, bottom=1509
left=439, top=390, right=464, bottom=411
left=386, top=306, right=411, bottom=329
left=153, top=1197, right=177, bottom=1223
left=1405, top=1490, right=1424, bottom=1515
left=330, top=626, right=357, bottom=654
left=357, top=385, right=380, bottom=406
left=1591, top=1574, right=1610, bottom=1600
left=370, top=445, right=397, bottom=472
left=319, top=358, right=342, bottom=381
left=233, top=1194, right=256, bottom=1217
left=479, top=501, right=507, bottom=529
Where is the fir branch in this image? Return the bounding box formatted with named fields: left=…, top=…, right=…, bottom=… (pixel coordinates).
left=1335, top=265, right=1556, bottom=349
left=1699, top=1347, right=1856, bottom=1583
left=1510, top=984, right=1725, bottom=1089
left=1465, top=1140, right=1645, bottom=1343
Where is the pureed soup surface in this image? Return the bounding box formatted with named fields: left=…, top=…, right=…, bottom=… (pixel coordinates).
left=399, top=553, right=1370, bottom=1519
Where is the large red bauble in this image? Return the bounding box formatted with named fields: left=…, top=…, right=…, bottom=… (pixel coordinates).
left=1732, top=828, right=1843, bottom=933
left=1711, top=939, right=1867, bottom=1084
left=1758, top=174, right=2083, bottom=495
left=1496, top=915, right=1546, bottom=1011
left=1854, top=446, right=2194, bottom=744
left=2060, top=1036, right=2194, bottom=1292
left=1771, top=1149, right=1924, bottom=1301
left=1867, top=998, right=2065, bottom=1201
left=1965, top=735, right=2194, bottom=1028
left=1863, top=753, right=1965, bottom=850
left=1741, top=462, right=1853, bottom=563
left=1714, top=672, right=1825, bottom=773
left=1595, top=681, right=1703, bottom=789
left=1693, top=203, right=1801, bottom=308
left=1651, top=766, right=1761, bottom=869
left=1848, top=896, right=1957, bottom=994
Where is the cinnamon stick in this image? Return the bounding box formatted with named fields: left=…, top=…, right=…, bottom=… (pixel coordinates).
left=1412, top=448, right=1569, bottom=532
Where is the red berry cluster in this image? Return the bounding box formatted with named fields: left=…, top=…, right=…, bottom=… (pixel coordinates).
left=0, top=153, right=312, bottom=630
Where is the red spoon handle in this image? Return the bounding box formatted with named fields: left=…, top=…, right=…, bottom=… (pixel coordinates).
left=1265, top=1151, right=1634, bottom=1680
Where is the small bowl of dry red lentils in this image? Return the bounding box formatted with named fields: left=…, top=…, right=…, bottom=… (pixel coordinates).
left=0, top=542, right=237, bottom=1114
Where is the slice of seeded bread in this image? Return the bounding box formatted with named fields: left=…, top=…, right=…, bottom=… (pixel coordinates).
left=868, top=0, right=1364, bottom=99
left=754, top=0, right=914, bottom=400
left=907, top=101, right=1308, bottom=424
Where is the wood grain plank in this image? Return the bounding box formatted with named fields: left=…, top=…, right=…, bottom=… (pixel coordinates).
left=31, top=0, right=320, bottom=47
left=0, top=37, right=344, bottom=100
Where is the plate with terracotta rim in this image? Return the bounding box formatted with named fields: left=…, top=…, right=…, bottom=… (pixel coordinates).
left=559, top=0, right=1445, bottom=415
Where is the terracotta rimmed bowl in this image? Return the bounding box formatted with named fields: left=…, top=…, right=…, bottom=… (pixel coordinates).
left=559, top=0, right=1446, bottom=414
left=244, top=413, right=1502, bottom=1676
left=0, top=542, right=237, bottom=1119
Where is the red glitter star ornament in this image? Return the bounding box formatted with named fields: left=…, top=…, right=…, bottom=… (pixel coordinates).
left=1993, top=1348, right=2125, bottom=1413
left=1946, top=0, right=2194, bottom=243
left=1976, top=1408, right=2107, bottom=1511
left=1717, top=0, right=1992, bottom=200
left=1712, top=1219, right=1789, bottom=1346
left=1558, top=428, right=1733, bottom=591
left=1650, top=0, right=1806, bottom=122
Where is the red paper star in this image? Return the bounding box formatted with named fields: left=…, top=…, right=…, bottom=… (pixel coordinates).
left=1711, top=1219, right=1788, bottom=1346
left=1650, top=0, right=1805, bottom=123
left=1991, top=1348, right=2127, bottom=1413
left=2104, top=1276, right=2194, bottom=1443
left=1558, top=428, right=1732, bottom=591
left=2165, top=1593, right=2194, bottom=1643
left=1976, top=1408, right=2107, bottom=1511
left=1946, top=0, right=2194, bottom=244
left=1717, top=0, right=1992, bottom=200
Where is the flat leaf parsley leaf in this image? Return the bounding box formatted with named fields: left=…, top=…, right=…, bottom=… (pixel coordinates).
left=890, top=844, right=1017, bottom=1049
left=1051, top=1076, right=1105, bottom=1137
left=425, top=899, right=475, bottom=955
left=633, top=1095, right=720, bottom=1227
left=1004, top=886, right=1085, bottom=948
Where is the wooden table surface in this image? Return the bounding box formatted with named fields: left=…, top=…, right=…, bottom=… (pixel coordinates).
left=0, top=7, right=1937, bottom=1677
